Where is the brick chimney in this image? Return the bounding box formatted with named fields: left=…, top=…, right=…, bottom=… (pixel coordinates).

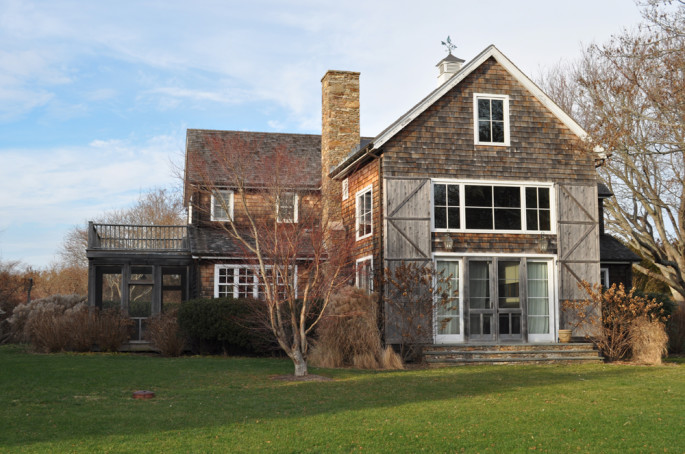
left=321, top=70, right=360, bottom=228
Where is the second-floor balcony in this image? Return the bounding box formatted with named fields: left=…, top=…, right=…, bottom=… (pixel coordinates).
left=88, top=222, right=189, bottom=252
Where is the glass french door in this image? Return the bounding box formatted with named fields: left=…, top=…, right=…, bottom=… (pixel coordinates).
left=435, top=257, right=554, bottom=343
left=467, top=259, right=524, bottom=342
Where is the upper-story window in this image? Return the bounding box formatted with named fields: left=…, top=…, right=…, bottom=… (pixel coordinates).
left=211, top=190, right=234, bottom=221
left=474, top=93, right=510, bottom=146
left=277, top=192, right=298, bottom=223
left=433, top=181, right=553, bottom=233
left=356, top=185, right=373, bottom=240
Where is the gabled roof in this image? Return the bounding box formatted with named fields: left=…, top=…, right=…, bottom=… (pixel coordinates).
left=600, top=234, right=641, bottom=263
left=331, top=45, right=596, bottom=179
left=184, top=129, right=322, bottom=201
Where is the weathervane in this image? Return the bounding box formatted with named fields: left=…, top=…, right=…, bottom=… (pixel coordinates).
left=441, top=36, right=457, bottom=55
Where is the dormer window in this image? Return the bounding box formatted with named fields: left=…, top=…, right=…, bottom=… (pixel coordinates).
left=211, top=190, right=234, bottom=221
left=277, top=192, right=298, bottom=223
left=474, top=94, right=510, bottom=146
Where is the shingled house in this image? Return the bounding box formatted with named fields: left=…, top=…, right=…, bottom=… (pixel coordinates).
left=87, top=44, right=638, bottom=350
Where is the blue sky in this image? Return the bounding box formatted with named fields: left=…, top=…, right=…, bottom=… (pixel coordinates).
left=0, top=0, right=644, bottom=268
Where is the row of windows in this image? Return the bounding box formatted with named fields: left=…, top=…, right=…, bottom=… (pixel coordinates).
left=433, top=183, right=553, bottom=232
left=210, top=190, right=298, bottom=223
left=215, top=265, right=294, bottom=299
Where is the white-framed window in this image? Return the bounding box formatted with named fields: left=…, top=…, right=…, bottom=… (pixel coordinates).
left=474, top=93, right=510, bottom=146
left=277, top=192, right=298, bottom=223
left=432, top=180, right=554, bottom=233
left=342, top=178, right=349, bottom=201
left=187, top=204, right=193, bottom=225
left=355, top=256, right=373, bottom=293
left=214, top=265, right=296, bottom=299
left=211, top=190, right=234, bottom=221
left=356, top=185, right=373, bottom=240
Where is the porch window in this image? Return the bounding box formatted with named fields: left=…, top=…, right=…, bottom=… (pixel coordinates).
left=356, top=185, right=373, bottom=240
left=211, top=190, right=234, bottom=221
left=277, top=192, right=298, bottom=223
left=436, top=261, right=460, bottom=335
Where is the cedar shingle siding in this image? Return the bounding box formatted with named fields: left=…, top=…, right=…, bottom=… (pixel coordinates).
left=380, top=58, right=595, bottom=184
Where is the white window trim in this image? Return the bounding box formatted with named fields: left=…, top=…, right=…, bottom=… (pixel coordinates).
left=432, top=253, right=557, bottom=344
left=431, top=179, right=556, bottom=234
left=187, top=204, right=193, bottom=225
left=276, top=192, right=299, bottom=223
left=355, top=255, right=373, bottom=292
left=210, top=190, right=234, bottom=222
left=434, top=258, right=464, bottom=344
left=355, top=184, right=373, bottom=240
left=473, top=93, right=510, bottom=146
left=214, top=264, right=298, bottom=299
left=342, top=178, right=349, bottom=201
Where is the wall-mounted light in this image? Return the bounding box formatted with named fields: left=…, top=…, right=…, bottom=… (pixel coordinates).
left=538, top=236, right=550, bottom=253
left=444, top=236, right=454, bottom=250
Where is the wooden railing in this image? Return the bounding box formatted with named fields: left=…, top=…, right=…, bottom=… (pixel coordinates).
left=88, top=222, right=189, bottom=251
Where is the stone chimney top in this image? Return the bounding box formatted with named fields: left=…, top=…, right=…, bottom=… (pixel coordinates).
left=436, top=53, right=465, bottom=86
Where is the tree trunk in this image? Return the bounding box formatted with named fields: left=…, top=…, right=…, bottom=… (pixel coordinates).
left=292, top=348, right=308, bottom=377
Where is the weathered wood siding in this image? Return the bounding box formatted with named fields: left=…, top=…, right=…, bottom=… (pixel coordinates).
left=557, top=184, right=600, bottom=334
left=383, top=177, right=432, bottom=343
left=380, top=57, right=596, bottom=185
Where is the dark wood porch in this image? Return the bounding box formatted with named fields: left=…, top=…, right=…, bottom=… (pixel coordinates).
left=423, top=343, right=603, bottom=366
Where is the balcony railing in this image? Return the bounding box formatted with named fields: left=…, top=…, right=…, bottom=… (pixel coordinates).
left=88, top=222, right=189, bottom=251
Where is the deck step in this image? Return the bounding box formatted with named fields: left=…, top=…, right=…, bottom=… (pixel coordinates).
left=423, top=343, right=603, bottom=366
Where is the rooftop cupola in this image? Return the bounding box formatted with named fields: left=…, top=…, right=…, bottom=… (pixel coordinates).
left=437, top=36, right=464, bottom=86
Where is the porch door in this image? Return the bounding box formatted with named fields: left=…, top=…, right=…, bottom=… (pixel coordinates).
left=467, top=259, right=524, bottom=342
left=435, top=260, right=463, bottom=343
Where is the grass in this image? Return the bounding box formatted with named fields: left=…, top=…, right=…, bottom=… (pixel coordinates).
left=0, top=344, right=683, bottom=453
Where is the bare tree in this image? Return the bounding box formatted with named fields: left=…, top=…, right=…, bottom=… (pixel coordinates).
left=540, top=0, right=685, bottom=301
left=194, top=133, right=353, bottom=376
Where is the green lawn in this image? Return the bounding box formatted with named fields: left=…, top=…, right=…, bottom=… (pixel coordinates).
left=0, top=345, right=683, bottom=453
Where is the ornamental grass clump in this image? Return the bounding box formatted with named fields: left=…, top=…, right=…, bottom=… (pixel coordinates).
left=309, top=286, right=403, bottom=370
left=563, top=282, right=668, bottom=363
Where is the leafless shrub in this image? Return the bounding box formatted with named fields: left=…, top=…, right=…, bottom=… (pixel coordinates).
left=563, top=282, right=668, bottom=362
left=93, top=309, right=132, bottom=352
left=630, top=317, right=668, bottom=365
left=310, top=286, right=402, bottom=370
left=8, top=294, right=86, bottom=343
left=382, top=262, right=453, bottom=362
left=148, top=309, right=185, bottom=356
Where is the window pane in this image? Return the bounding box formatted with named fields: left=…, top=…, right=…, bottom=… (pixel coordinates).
left=469, top=261, right=490, bottom=309
left=494, top=208, right=521, bottom=230
left=494, top=187, right=520, bottom=208
left=491, top=99, right=504, bottom=121
left=539, top=209, right=551, bottom=231
left=528, top=262, right=550, bottom=334
left=478, top=99, right=490, bottom=120
left=482, top=314, right=492, bottom=334
left=498, top=260, right=520, bottom=309
left=470, top=315, right=481, bottom=335
left=447, top=207, right=460, bottom=229
left=465, top=186, right=491, bottom=207
left=434, top=184, right=446, bottom=206
left=526, top=209, right=539, bottom=231
left=478, top=121, right=491, bottom=142
left=492, top=121, right=504, bottom=142
left=511, top=314, right=521, bottom=334
left=526, top=187, right=538, bottom=208
left=434, top=206, right=446, bottom=229
left=466, top=208, right=492, bottom=229
left=101, top=273, right=122, bottom=310
left=499, top=314, right=510, bottom=335
left=447, top=184, right=460, bottom=206
left=539, top=188, right=550, bottom=208
left=129, top=285, right=152, bottom=317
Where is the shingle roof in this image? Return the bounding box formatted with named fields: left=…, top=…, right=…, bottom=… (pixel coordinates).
left=600, top=234, right=641, bottom=263
left=184, top=129, right=322, bottom=192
